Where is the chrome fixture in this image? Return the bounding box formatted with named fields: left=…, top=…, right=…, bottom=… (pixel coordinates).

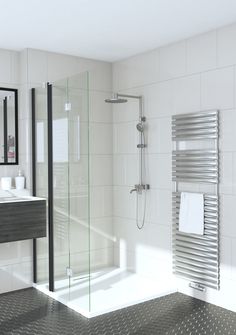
left=105, top=93, right=150, bottom=229
left=136, top=122, right=144, bottom=132
left=172, top=110, right=219, bottom=290
left=130, top=184, right=150, bottom=194
left=105, top=93, right=128, bottom=104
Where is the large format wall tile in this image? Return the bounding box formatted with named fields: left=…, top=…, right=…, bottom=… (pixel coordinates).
left=186, top=31, right=217, bottom=74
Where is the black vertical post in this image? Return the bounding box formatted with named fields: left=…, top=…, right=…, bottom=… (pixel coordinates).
left=31, top=88, right=37, bottom=284
left=14, top=90, right=18, bottom=165
left=3, top=97, right=8, bottom=164
left=47, top=83, right=54, bottom=292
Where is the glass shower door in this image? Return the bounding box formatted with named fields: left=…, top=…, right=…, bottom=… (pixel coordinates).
left=67, top=72, right=91, bottom=312
left=52, top=72, right=91, bottom=312
left=52, top=78, right=70, bottom=291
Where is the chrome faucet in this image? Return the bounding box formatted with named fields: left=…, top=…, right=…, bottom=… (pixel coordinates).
left=130, top=184, right=150, bottom=194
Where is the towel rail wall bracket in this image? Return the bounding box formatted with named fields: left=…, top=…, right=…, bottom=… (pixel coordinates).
left=172, top=110, right=220, bottom=291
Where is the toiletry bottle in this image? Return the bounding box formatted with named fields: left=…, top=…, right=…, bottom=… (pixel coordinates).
left=15, top=170, right=25, bottom=190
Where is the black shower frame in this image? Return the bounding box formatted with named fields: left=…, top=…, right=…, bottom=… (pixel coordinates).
left=31, top=84, right=54, bottom=291
left=0, top=87, right=18, bottom=165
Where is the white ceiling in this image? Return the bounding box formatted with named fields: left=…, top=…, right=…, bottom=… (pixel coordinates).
left=1, top=0, right=236, bottom=62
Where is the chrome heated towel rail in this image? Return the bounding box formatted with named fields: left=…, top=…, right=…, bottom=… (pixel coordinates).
left=172, top=110, right=219, bottom=290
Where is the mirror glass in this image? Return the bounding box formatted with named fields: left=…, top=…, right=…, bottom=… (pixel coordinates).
left=0, top=88, right=18, bottom=165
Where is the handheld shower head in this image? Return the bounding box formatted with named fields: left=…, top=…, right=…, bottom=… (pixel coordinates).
left=136, top=122, right=144, bottom=132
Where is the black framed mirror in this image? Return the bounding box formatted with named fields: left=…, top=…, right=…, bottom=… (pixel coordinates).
left=0, top=88, right=18, bottom=165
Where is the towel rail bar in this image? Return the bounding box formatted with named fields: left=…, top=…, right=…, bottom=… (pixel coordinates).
left=172, top=110, right=219, bottom=290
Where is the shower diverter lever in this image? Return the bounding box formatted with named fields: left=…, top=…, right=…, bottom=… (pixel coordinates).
left=130, top=184, right=150, bottom=194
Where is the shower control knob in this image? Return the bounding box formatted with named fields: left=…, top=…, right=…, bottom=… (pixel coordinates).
left=130, top=184, right=150, bottom=194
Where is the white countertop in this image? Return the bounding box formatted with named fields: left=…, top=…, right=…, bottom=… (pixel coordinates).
left=0, top=189, right=46, bottom=203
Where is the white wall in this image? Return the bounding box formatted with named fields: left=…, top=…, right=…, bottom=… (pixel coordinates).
left=112, top=22, right=236, bottom=312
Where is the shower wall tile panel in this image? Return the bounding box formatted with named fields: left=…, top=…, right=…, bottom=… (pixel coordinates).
left=112, top=22, right=236, bottom=312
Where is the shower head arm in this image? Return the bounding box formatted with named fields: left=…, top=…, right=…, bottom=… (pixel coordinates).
left=117, top=93, right=142, bottom=100
left=117, top=93, right=143, bottom=120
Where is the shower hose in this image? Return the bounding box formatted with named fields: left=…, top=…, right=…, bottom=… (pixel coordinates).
left=136, top=130, right=147, bottom=230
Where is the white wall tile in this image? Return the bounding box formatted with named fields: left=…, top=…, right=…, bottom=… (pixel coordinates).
left=145, top=189, right=172, bottom=225
left=221, top=236, right=232, bottom=280
left=90, top=123, right=113, bottom=154
left=90, top=155, right=112, bottom=186
left=112, top=49, right=159, bottom=90
left=172, top=75, right=201, bottom=114
left=220, top=152, right=233, bottom=194
left=11, top=51, right=20, bottom=84
left=0, top=49, right=12, bottom=83
left=11, top=262, right=32, bottom=291
left=88, top=60, right=112, bottom=91
left=221, top=194, right=236, bottom=237
left=146, top=154, right=172, bottom=189
left=124, top=154, right=139, bottom=186
left=28, top=49, right=47, bottom=83
left=232, top=153, right=236, bottom=195
left=113, top=122, right=137, bottom=154
left=113, top=154, right=126, bottom=186
left=147, top=117, right=172, bottom=153
left=47, top=52, right=79, bottom=82
left=19, top=49, right=28, bottom=84
left=144, top=81, right=173, bottom=118
left=201, top=67, right=234, bottom=110
left=186, top=31, right=217, bottom=73
left=0, top=266, right=13, bottom=293
left=113, top=95, right=139, bottom=123
left=220, top=110, right=236, bottom=151
left=90, top=186, right=112, bottom=219
left=217, top=23, right=236, bottom=67
left=231, top=238, right=236, bottom=280
left=113, top=186, right=136, bottom=219
left=90, top=217, right=114, bottom=251
left=159, top=41, right=186, bottom=81
left=90, top=91, right=112, bottom=123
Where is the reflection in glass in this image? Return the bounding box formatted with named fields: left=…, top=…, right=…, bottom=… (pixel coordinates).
left=0, top=88, right=18, bottom=165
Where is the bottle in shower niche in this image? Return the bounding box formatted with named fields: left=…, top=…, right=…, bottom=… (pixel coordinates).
left=15, top=170, right=25, bottom=190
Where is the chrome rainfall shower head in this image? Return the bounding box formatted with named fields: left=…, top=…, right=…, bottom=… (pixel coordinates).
left=136, top=122, right=144, bottom=132
left=105, top=93, right=128, bottom=104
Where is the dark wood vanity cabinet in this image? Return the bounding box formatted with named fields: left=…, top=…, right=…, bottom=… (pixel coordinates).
left=0, top=200, right=46, bottom=243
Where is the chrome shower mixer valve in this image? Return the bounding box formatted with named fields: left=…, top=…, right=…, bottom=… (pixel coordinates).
left=130, top=184, right=150, bottom=194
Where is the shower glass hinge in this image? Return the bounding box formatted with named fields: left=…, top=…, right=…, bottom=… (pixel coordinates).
left=137, top=144, right=147, bottom=148
left=66, top=267, right=73, bottom=277
left=65, top=102, right=71, bottom=112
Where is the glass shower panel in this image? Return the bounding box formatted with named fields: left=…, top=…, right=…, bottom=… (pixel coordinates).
left=67, top=73, right=91, bottom=312
left=35, top=87, right=49, bottom=283
left=34, top=72, right=90, bottom=313
left=52, top=79, right=70, bottom=289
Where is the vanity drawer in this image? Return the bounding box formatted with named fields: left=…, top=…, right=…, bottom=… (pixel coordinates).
left=0, top=200, right=46, bottom=243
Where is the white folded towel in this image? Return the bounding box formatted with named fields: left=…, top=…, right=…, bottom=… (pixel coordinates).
left=179, top=192, right=204, bottom=235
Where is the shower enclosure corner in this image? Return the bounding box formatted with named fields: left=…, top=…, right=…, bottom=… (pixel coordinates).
left=32, top=70, right=160, bottom=318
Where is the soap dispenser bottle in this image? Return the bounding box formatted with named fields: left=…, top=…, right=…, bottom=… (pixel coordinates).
left=15, top=170, right=25, bottom=190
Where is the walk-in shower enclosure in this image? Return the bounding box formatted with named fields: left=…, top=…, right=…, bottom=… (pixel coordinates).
left=32, top=72, right=175, bottom=317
